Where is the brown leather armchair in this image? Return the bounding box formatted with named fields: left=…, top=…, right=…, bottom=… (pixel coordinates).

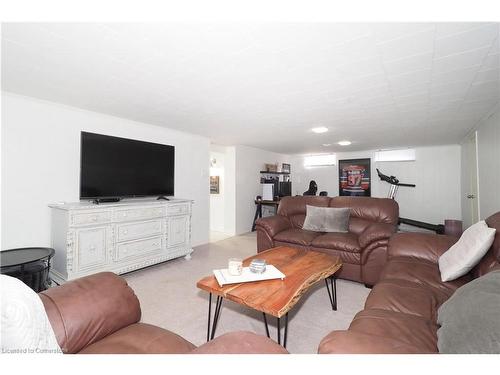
left=39, top=272, right=288, bottom=354
left=318, top=212, right=500, bottom=354
left=256, top=196, right=399, bottom=285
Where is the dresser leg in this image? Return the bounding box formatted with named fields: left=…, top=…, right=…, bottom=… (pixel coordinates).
left=184, top=252, right=192, bottom=260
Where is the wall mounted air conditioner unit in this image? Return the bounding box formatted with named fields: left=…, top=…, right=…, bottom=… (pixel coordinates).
left=304, top=154, right=336, bottom=167
left=375, top=149, right=416, bottom=162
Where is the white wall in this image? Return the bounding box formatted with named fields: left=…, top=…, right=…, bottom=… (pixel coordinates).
left=1, top=93, right=211, bottom=249
left=234, top=145, right=290, bottom=234
left=291, top=145, right=462, bottom=224
left=476, top=107, right=500, bottom=220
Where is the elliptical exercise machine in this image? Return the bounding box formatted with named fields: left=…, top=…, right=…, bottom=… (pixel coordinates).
left=376, top=168, right=445, bottom=234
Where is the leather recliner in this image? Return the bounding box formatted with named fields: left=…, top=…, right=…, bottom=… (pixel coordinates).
left=39, top=272, right=288, bottom=354
left=256, top=196, right=399, bottom=285
left=318, top=211, right=500, bottom=354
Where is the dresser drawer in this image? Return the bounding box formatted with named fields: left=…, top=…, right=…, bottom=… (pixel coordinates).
left=70, top=211, right=112, bottom=226
left=115, top=236, right=163, bottom=262
left=167, top=203, right=190, bottom=216
left=113, top=206, right=165, bottom=222
left=116, top=220, right=163, bottom=242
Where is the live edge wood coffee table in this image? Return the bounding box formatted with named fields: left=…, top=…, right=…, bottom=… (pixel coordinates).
left=196, top=246, right=342, bottom=348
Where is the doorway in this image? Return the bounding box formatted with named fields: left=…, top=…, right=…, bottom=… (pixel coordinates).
left=461, top=131, right=480, bottom=228
left=208, top=145, right=236, bottom=243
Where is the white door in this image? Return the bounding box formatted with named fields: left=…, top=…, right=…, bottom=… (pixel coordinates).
left=461, top=132, right=479, bottom=228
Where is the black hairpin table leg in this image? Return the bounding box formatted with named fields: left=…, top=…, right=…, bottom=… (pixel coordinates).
left=325, top=276, right=337, bottom=311
left=262, top=312, right=288, bottom=348
left=206, top=293, right=224, bottom=341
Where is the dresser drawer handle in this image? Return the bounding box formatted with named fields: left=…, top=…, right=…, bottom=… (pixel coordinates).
left=123, top=230, right=128, bottom=235
left=89, top=245, right=96, bottom=251
left=92, top=216, right=98, bottom=221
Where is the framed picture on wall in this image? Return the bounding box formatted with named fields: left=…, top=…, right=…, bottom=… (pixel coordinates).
left=210, top=176, right=220, bottom=194
left=338, top=158, right=371, bottom=197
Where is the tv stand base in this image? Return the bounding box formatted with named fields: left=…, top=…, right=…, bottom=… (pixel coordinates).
left=157, top=196, right=170, bottom=201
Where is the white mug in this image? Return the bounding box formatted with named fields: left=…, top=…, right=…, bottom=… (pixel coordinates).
left=228, top=258, right=243, bottom=276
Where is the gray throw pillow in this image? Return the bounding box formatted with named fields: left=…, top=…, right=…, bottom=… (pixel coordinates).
left=437, top=270, right=500, bottom=353
left=302, top=205, right=350, bottom=233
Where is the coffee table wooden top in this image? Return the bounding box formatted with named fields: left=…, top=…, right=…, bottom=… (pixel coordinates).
left=196, top=246, right=342, bottom=318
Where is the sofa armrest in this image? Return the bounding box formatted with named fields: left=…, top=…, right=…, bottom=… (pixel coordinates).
left=388, top=233, right=458, bottom=264
left=358, top=222, right=396, bottom=249
left=255, top=215, right=292, bottom=237
left=191, top=331, right=288, bottom=354
left=39, top=272, right=141, bottom=353
left=318, top=330, right=427, bottom=354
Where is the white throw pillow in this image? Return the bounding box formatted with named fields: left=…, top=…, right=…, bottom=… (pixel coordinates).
left=0, top=275, right=62, bottom=354
left=439, top=221, right=496, bottom=282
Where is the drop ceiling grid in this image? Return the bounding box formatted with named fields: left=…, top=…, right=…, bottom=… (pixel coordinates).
left=1, top=22, right=499, bottom=154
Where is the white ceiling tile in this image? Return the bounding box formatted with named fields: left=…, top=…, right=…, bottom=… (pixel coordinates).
left=430, top=81, right=470, bottom=97
left=377, top=29, right=434, bottom=62
left=431, top=65, right=480, bottom=86
left=466, top=81, right=500, bottom=101
left=473, top=68, right=500, bottom=84
left=383, top=52, right=433, bottom=76
left=435, top=23, right=492, bottom=39
left=432, top=47, right=490, bottom=74
left=434, top=24, right=499, bottom=58
left=371, top=23, right=434, bottom=43
left=391, top=83, right=429, bottom=97
left=388, top=69, right=431, bottom=89
left=480, top=53, right=500, bottom=71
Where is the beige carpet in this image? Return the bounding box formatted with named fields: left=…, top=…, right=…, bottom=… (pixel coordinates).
left=124, top=233, right=370, bottom=354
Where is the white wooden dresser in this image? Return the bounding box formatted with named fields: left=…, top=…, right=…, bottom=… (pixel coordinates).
left=49, top=198, right=193, bottom=284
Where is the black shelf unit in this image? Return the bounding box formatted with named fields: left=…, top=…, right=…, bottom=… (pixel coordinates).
left=259, top=171, right=291, bottom=175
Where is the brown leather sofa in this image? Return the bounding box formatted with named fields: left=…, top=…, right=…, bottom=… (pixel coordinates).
left=256, top=196, right=399, bottom=286
left=318, top=212, right=500, bottom=354
left=39, top=272, right=287, bottom=354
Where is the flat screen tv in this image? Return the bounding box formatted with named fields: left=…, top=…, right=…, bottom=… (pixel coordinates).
left=80, top=132, right=175, bottom=200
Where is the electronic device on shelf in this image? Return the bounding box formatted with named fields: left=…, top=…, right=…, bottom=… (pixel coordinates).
left=80, top=132, right=175, bottom=202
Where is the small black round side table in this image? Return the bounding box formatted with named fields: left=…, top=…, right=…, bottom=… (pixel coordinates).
left=0, top=247, right=55, bottom=292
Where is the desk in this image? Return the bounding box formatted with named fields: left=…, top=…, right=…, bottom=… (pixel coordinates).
left=251, top=200, right=280, bottom=231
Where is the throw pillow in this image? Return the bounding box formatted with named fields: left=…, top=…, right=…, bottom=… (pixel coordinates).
left=0, top=275, right=62, bottom=354
left=302, top=205, right=350, bottom=232
left=438, top=220, right=496, bottom=282
left=437, top=270, right=500, bottom=353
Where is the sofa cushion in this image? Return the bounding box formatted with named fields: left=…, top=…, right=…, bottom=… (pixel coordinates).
left=438, top=220, right=495, bottom=282
left=277, top=196, right=331, bottom=217
left=380, top=257, right=471, bottom=303
left=329, top=196, right=399, bottom=225
left=78, top=323, right=196, bottom=354
left=311, top=232, right=361, bottom=253
left=349, top=309, right=438, bottom=352
left=318, top=330, right=426, bottom=354
left=192, top=331, right=288, bottom=354
left=302, top=205, right=350, bottom=233
left=437, top=270, right=500, bottom=354
left=364, top=279, right=439, bottom=320
left=274, top=228, right=322, bottom=246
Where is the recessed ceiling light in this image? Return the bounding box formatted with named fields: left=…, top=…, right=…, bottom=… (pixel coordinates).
left=322, top=143, right=331, bottom=147
left=338, top=140, right=352, bottom=146
left=311, top=127, right=328, bottom=134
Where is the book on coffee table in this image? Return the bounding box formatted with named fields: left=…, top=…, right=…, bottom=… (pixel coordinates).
left=213, top=265, right=285, bottom=287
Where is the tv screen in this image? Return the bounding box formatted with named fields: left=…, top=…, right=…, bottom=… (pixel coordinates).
left=80, top=132, right=175, bottom=199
